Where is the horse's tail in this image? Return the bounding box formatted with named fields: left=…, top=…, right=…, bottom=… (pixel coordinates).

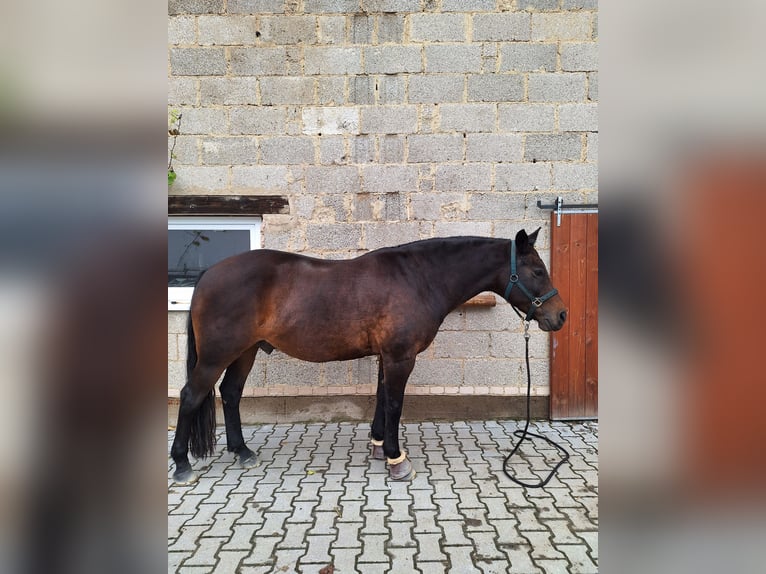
left=187, top=271, right=216, bottom=459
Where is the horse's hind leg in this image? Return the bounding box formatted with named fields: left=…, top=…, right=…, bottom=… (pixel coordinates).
left=171, top=362, right=226, bottom=484
left=370, top=360, right=386, bottom=460
left=220, top=346, right=258, bottom=468
left=381, top=354, right=416, bottom=481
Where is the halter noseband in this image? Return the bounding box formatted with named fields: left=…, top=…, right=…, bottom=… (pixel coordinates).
left=503, top=240, right=558, bottom=321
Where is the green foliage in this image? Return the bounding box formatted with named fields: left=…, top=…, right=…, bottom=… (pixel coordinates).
left=168, top=108, right=182, bottom=187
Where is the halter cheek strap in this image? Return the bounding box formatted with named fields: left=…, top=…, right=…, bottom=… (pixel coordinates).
left=503, top=240, right=559, bottom=321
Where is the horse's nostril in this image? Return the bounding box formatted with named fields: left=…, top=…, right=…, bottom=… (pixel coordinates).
left=559, top=310, right=567, bottom=323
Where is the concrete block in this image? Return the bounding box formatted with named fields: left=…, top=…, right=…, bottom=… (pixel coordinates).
left=532, top=13, right=593, bottom=41
left=499, top=43, right=557, bottom=72
left=410, top=13, right=466, bottom=43
left=230, top=107, right=287, bottom=135
left=378, top=76, right=405, bottom=104
left=199, top=78, right=258, bottom=105
left=230, top=47, right=288, bottom=76
left=466, top=192, right=527, bottom=221
left=553, top=163, right=598, bottom=190
left=260, top=136, right=315, bottom=165
left=169, top=0, right=223, bottom=15
left=439, top=104, right=495, bottom=133
left=303, top=107, right=360, bottom=135
left=361, top=106, right=418, bottom=134
left=559, top=103, right=598, bottom=132
left=305, top=0, right=359, bottom=13
left=442, top=0, right=495, bottom=10
left=409, top=75, right=464, bottom=104
left=176, top=108, right=227, bottom=135
left=228, top=0, right=286, bottom=13
left=320, top=137, right=347, bottom=165
left=201, top=137, right=258, bottom=165
left=318, top=77, right=346, bottom=106
left=172, top=165, right=229, bottom=193
left=495, top=163, right=552, bottom=191
left=563, top=0, right=598, bottom=7
left=349, top=76, right=374, bottom=105
left=260, top=77, right=315, bottom=105
left=467, top=74, right=524, bottom=102
left=306, top=224, right=362, bottom=251
left=305, top=166, right=360, bottom=194
left=588, top=72, right=598, bottom=101
left=518, top=0, right=559, bottom=9
left=472, top=13, right=531, bottom=42
left=169, top=135, right=198, bottom=164
left=465, top=134, right=523, bottom=163
left=433, top=331, right=490, bottom=359
left=319, top=16, right=346, bottom=44
left=351, top=136, right=375, bottom=164
left=360, top=0, right=421, bottom=12
left=433, top=221, right=493, bottom=237
left=435, top=164, right=492, bottom=192
left=378, top=14, right=404, bottom=43
left=231, top=166, right=288, bottom=191
left=587, top=133, right=598, bottom=162
left=351, top=14, right=374, bottom=44
left=260, top=16, right=317, bottom=45
left=408, top=134, right=463, bottom=163
left=168, top=16, right=196, bottom=45
left=410, top=192, right=465, bottom=221
left=170, top=48, right=226, bottom=76
left=197, top=16, right=258, bottom=45
left=525, top=134, right=582, bottom=161
left=528, top=73, right=587, bottom=102
left=305, top=47, right=362, bottom=75
left=465, top=359, right=520, bottom=388
left=364, top=222, right=420, bottom=249
left=425, top=45, right=481, bottom=73
left=380, top=135, right=405, bottom=163
left=168, top=312, right=187, bottom=334
left=498, top=104, right=555, bottom=132
left=409, top=359, right=463, bottom=387
left=168, top=78, right=197, bottom=105
left=561, top=42, right=599, bottom=72
left=364, top=46, right=421, bottom=74
left=362, top=165, right=419, bottom=193
left=266, top=358, right=323, bottom=386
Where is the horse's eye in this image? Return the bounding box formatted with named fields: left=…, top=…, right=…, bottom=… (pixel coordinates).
left=532, top=268, right=545, bottom=278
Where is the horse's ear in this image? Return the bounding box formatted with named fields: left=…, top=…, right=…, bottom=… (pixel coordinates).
left=528, top=227, right=541, bottom=247
left=515, top=229, right=530, bottom=253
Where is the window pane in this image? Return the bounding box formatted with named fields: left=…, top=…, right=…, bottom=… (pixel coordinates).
left=168, top=229, right=251, bottom=287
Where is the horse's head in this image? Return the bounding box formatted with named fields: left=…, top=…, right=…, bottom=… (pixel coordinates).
left=504, top=228, right=568, bottom=332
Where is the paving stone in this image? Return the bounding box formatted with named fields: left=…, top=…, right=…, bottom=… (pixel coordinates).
left=556, top=544, right=598, bottom=573
left=443, top=546, right=482, bottom=573
left=168, top=421, right=598, bottom=573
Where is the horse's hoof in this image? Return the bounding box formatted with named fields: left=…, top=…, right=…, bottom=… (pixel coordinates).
left=239, top=452, right=258, bottom=468
left=387, top=456, right=414, bottom=481
left=172, top=468, right=198, bottom=485
left=371, top=441, right=385, bottom=460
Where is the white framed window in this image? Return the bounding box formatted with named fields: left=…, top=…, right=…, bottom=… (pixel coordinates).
left=168, top=217, right=261, bottom=310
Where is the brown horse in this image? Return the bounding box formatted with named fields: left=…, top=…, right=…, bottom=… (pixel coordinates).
left=170, top=229, right=567, bottom=484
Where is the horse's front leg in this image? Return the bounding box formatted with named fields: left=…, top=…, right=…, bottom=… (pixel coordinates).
left=370, top=359, right=386, bottom=460
left=381, top=355, right=416, bottom=480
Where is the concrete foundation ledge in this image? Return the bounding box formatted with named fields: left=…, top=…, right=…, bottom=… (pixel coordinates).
left=168, top=394, right=549, bottom=425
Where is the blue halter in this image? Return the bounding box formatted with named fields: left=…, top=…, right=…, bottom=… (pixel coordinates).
left=503, top=240, right=559, bottom=321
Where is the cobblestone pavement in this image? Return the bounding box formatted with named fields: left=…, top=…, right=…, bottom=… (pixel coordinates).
left=168, top=421, right=598, bottom=573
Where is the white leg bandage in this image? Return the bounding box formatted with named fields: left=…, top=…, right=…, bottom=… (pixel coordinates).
left=386, top=450, right=407, bottom=465
left=371, top=439, right=384, bottom=447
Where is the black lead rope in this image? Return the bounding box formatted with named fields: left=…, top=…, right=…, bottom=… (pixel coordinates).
left=502, top=317, right=570, bottom=488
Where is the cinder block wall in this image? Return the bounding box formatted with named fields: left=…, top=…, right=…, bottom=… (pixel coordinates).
left=167, top=0, right=598, bottom=402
